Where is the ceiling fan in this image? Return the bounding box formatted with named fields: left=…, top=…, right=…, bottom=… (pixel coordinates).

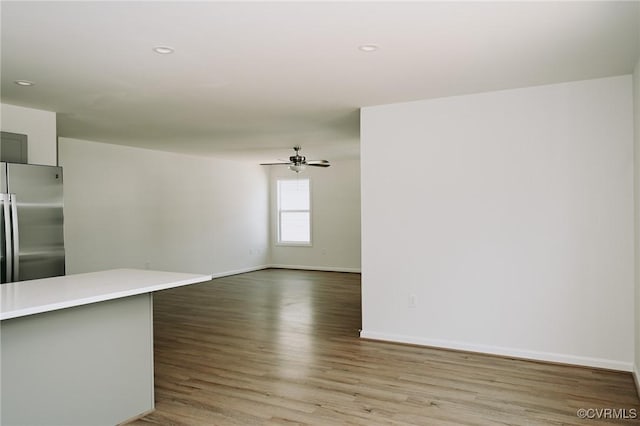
left=260, top=146, right=330, bottom=173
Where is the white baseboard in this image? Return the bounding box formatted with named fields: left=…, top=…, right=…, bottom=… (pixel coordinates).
left=209, top=265, right=270, bottom=279
left=633, top=365, right=640, bottom=399
left=208, top=264, right=361, bottom=280
left=360, top=330, right=633, bottom=372
left=268, top=264, right=361, bottom=273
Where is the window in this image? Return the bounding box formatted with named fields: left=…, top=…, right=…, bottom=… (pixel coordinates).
left=277, top=178, right=311, bottom=245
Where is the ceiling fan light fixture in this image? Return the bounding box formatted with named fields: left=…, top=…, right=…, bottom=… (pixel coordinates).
left=289, top=164, right=306, bottom=173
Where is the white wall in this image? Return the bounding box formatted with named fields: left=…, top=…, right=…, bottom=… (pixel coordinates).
left=269, top=160, right=361, bottom=272
left=1, top=103, right=57, bottom=166
left=59, top=138, right=269, bottom=276
left=361, top=76, right=634, bottom=371
left=0, top=103, right=357, bottom=275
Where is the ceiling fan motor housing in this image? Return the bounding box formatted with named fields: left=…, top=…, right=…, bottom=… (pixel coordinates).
left=290, top=154, right=306, bottom=165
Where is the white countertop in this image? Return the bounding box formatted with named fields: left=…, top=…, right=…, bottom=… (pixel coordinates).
left=0, top=269, right=212, bottom=320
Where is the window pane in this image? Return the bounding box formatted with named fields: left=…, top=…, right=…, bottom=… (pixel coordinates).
left=278, top=179, right=309, bottom=210
left=280, top=212, right=310, bottom=243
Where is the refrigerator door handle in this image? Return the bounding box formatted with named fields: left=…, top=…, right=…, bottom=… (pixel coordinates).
left=9, top=194, right=19, bottom=282
left=2, top=193, right=12, bottom=283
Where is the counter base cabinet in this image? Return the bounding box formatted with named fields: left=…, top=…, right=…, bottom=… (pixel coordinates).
left=1, top=294, right=154, bottom=426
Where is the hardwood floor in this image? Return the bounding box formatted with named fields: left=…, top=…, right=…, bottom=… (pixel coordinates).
left=130, top=269, right=639, bottom=425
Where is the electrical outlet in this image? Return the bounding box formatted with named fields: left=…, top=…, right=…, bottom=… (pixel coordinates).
left=408, top=294, right=417, bottom=308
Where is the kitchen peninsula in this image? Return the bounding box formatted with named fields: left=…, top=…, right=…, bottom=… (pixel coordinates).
left=0, top=269, right=212, bottom=426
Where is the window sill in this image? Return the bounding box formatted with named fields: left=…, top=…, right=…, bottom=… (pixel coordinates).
left=275, top=242, right=312, bottom=247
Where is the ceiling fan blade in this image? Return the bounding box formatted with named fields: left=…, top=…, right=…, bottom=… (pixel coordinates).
left=261, top=147, right=330, bottom=170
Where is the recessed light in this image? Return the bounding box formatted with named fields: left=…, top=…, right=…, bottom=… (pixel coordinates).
left=153, top=46, right=174, bottom=54
left=14, top=80, right=35, bottom=87
left=358, top=44, right=379, bottom=52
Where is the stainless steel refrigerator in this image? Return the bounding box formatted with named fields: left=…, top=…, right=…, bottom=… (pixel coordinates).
left=1, top=162, right=65, bottom=283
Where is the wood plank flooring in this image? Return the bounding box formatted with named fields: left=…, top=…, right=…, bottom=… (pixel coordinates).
left=130, top=269, right=639, bottom=425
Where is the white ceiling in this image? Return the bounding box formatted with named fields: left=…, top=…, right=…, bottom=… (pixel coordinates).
left=1, top=1, right=639, bottom=163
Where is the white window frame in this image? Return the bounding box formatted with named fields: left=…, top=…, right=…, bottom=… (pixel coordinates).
left=276, top=178, right=312, bottom=246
